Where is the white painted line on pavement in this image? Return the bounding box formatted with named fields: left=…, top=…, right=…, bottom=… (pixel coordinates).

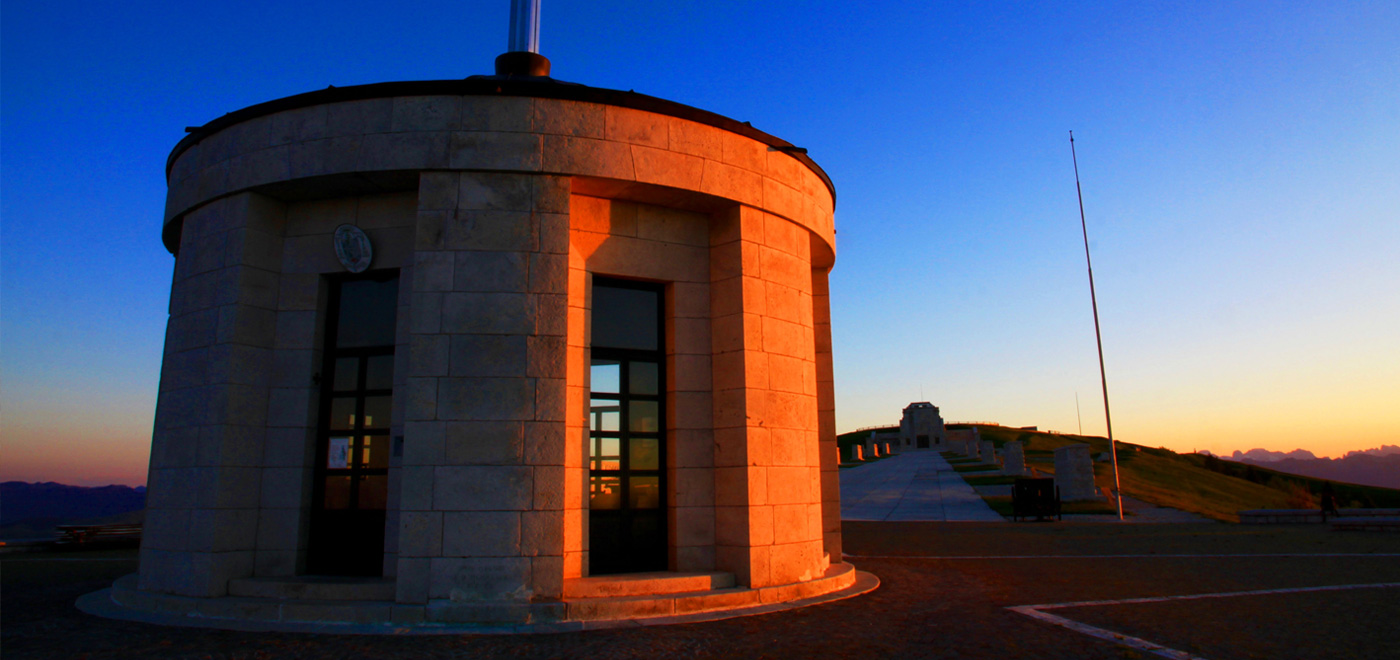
left=844, top=553, right=1400, bottom=559
left=1009, top=604, right=1207, bottom=660
left=1, top=556, right=139, bottom=562
left=1008, top=582, right=1400, bottom=660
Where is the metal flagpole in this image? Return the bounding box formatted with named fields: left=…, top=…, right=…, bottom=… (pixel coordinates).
left=1076, top=391, right=1083, bottom=436
left=1070, top=131, right=1123, bottom=520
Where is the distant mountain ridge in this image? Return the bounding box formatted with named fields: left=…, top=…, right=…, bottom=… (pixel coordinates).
left=1343, top=444, right=1400, bottom=459
left=1227, top=449, right=1400, bottom=490
left=1228, top=444, right=1400, bottom=463
left=0, top=481, right=146, bottom=539
left=1230, top=448, right=1319, bottom=462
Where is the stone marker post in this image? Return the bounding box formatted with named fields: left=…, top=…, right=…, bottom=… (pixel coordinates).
left=1054, top=444, right=1099, bottom=501
left=850, top=445, right=864, bottom=462
left=981, top=440, right=997, bottom=465
left=1003, top=441, right=1027, bottom=476
left=966, top=439, right=980, bottom=460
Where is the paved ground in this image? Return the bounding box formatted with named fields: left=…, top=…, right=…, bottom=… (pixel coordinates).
left=841, top=452, right=1004, bottom=522
left=8, top=523, right=1398, bottom=659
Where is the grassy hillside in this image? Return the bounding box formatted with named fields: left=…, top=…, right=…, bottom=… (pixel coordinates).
left=968, top=424, right=1400, bottom=522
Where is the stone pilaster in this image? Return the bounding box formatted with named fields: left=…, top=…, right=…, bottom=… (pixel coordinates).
left=710, top=206, right=825, bottom=589
left=812, top=267, right=841, bottom=560
left=395, top=171, right=570, bottom=612
left=141, top=192, right=284, bottom=597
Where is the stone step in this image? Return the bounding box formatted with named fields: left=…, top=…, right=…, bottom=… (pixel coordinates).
left=1332, top=517, right=1400, bottom=533
left=227, top=576, right=396, bottom=601
left=93, top=564, right=871, bottom=631
left=562, top=571, right=735, bottom=599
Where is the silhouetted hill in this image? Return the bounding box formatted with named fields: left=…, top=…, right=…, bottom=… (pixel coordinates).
left=1234, top=454, right=1400, bottom=490
left=0, top=481, right=146, bottom=539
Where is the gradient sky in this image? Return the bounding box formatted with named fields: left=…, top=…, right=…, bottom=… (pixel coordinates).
left=3, top=1, right=1397, bottom=486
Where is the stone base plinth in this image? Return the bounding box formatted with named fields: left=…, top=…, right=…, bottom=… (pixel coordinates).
left=82, top=564, right=874, bottom=634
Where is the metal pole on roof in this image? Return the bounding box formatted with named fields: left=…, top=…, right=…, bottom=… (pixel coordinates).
left=1070, top=131, right=1124, bottom=521
left=509, top=0, right=542, bottom=53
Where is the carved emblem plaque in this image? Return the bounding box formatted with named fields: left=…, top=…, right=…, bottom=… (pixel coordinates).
left=333, top=224, right=373, bottom=273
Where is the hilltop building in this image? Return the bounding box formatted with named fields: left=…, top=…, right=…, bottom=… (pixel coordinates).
left=899, top=402, right=947, bottom=450
left=100, top=13, right=869, bottom=629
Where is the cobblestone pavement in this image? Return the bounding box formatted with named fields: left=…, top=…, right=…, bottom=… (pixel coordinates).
left=5, top=523, right=1399, bottom=659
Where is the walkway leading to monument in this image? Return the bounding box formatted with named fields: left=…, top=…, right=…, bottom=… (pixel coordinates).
left=840, top=451, right=1004, bottom=522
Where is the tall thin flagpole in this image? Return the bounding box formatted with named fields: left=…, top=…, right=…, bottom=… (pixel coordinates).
left=1076, top=391, right=1083, bottom=436
left=1070, top=131, right=1123, bottom=521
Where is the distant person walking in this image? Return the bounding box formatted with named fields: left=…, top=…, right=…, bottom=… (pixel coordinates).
left=1320, top=483, right=1339, bottom=522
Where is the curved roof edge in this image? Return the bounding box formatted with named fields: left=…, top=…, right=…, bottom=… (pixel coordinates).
left=168, top=76, right=835, bottom=204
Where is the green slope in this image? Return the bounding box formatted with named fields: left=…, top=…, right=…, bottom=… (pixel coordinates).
left=968, top=425, right=1400, bottom=522
left=838, top=423, right=1400, bottom=522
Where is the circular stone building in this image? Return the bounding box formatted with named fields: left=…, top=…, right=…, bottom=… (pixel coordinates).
left=99, top=47, right=870, bottom=629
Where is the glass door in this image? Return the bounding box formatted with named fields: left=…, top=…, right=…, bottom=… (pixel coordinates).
left=588, top=278, right=666, bottom=574
left=307, top=273, right=398, bottom=576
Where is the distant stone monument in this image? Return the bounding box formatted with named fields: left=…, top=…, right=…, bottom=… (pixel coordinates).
left=966, top=439, right=980, bottom=460
left=981, top=440, right=998, bottom=465
left=946, top=428, right=979, bottom=456
left=1003, top=441, right=1027, bottom=476
left=899, top=402, right=946, bottom=450
left=867, top=441, right=880, bottom=458
left=1054, top=444, right=1099, bottom=501
left=850, top=445, right=865, bottom=462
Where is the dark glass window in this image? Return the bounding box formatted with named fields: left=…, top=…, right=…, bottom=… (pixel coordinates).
left=589, top=278, right=666, bottom=575
left=592, top=284, right=659, bottom=351
left=309, top=271, right=398, bottom=576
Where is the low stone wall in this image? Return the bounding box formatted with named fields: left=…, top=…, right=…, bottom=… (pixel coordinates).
left=1240, top=508, right=1400, bottom=524
left=1332, top=518, right=1400, bottom=532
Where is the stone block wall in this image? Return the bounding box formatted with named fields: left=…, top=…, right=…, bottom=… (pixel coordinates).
left=567, top=195, right=715, bottom=578
left=708, top=206, right=826, bottom=589
left=813, top=268, right=840, bottom=560
left=141, top=193, right=282, bottom=597
left=145, top=86, right=840, bottom=615
left=142, top=190, right=419, bottom=597
left=394, top=170, right=570, bottom=605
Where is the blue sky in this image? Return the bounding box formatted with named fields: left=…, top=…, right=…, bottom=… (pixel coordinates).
left=3, top=1, right=1397, bottom=485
